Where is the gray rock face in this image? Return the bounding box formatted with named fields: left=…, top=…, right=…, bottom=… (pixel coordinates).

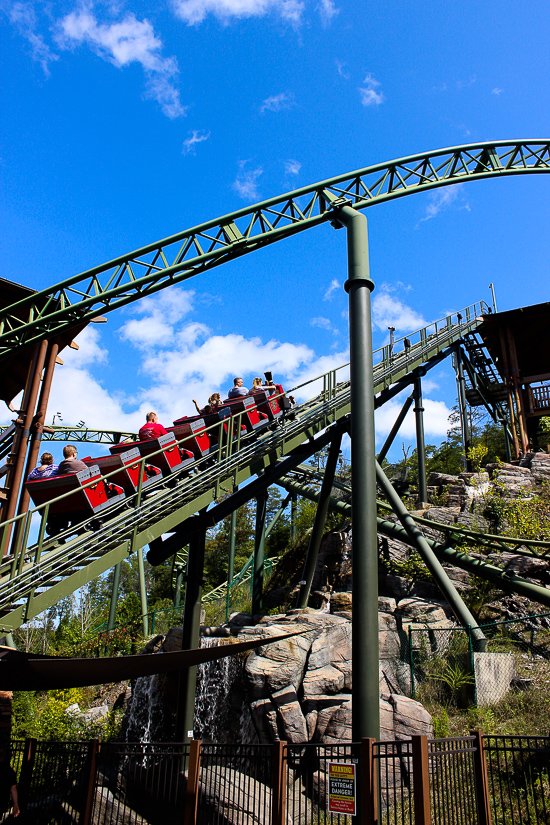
left=243, top=608, right=433, bottom=746
left=244, top=624, right=313, bottom=698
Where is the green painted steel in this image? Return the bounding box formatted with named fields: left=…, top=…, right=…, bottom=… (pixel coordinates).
left=0, top=141, right=548, bottom=360
left=252, top=492, right=267, bottom=615
left=0, top=301, right=491, bottom=632
left=289, top=464, right=550, bottom=559
left=0, top=425, right=138, bottom=445
left=296, top=431, right=343, bottom=609
left=336, top=205, right=380, bottom=744
left=375, top=460, right=486, bottom=650
left=275, top=476, right=550, bottom=608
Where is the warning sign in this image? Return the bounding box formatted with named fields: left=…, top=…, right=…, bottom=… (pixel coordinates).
left=328, top=762, right=356, bottom=815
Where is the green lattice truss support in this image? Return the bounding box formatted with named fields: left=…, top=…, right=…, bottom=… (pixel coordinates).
left=0, top=425, right=137, bottom=445
left=1, top=140, right=549, bottom=359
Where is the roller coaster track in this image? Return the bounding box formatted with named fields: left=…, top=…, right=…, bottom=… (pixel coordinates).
left=0, top=302, right=488, bottom=631
left=0, top=140, right=548, bottom=359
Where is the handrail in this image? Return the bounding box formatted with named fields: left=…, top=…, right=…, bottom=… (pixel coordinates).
left=0, top=300, right=487, bottom=628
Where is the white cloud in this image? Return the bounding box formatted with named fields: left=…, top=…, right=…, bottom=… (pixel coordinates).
left=172, top=0, right=305, bottom=25
left=335, top=58, right=349, bottom=79
left=323, top=278, right=340, bottom=301
left=372, top=288, right=427, bottom=333
left=375, top=395, right=452, bottom=443
left=310, top=316, right=332, bottom=330
left=233, top=162, right=263, bottom=200
left=359, top=73, right=385, bottom=106
left=43, top=289, right=329, bottom=430
left=456, top=75, right=476, bottom=89
left=318, top=0, right=338, bottom=24
left=289, top=350, right=349, bottom=401
left=56, top=10, right=186, bottom=118
left=284, top=159, right=302, bottom=175
left=416, top=183, right=469, bottom=226
left=3, top=0, right=59, bottom=74
left=119, top=288, right=196, bottom=348
left=62, top=326, right=109, bottom=367
left=260, top=92, right=295, bottom=113
left=492, top=87, right=503, bottom=95
left=182, top=129, right=211, bottom=154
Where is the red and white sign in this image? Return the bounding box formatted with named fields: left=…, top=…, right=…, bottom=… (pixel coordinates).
left=328, top=762, right=356, bottom=815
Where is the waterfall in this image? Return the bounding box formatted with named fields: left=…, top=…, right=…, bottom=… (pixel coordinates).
left=194, top=637, right=253, bottom=743
left=123, top=673, right=174, bottom=743
left=122, top=632, right=258, bottom=744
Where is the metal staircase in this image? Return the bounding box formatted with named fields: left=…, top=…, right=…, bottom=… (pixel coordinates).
left=0, top=301, right=488, bottom=632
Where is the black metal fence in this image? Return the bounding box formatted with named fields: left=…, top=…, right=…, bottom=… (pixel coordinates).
left=2, top=733, right=549, bottom=824
left=484, top=734, right=550, bottom=825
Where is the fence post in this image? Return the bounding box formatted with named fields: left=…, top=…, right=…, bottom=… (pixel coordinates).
left=409, top=626, right=415, bottom=699
left=271, top=740, right=287, bottom=825
left=18, top=737, right=37, bottom=812
left=361, top=738, right=378, bottom=825
left=81, top=738, right=100, bottom=825
left=184, top=739, right=202, bottom=825
left=471, top=730, right=492, bottom=825
left=411, top=735, right=431, bottom=825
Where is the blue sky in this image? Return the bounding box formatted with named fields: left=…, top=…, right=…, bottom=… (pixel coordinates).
left=1, top=0, right=549, bottom=460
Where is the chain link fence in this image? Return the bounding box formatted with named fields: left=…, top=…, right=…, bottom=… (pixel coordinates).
left=409, top=612, right=550, bottom=709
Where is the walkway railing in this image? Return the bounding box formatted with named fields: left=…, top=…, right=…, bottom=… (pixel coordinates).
left=4, top=731, right=548, bottom=824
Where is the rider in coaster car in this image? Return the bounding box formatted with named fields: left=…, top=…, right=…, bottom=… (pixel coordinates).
left=56, top=445, right=88, bottom=475
left=249, top=376, right=277, bottom=394
left=227, top=377, right=249, bottom=398
left=27, top=452, right=59, bottom=480
left=139, top=411, right=168, bottom=440
left=192, top=393, right=223, bottom=415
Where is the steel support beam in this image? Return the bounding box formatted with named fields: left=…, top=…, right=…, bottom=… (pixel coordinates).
left=276, top=475, right=550, bottom=607
left=176, top=524, right=206, bottom=743
left=137, top=548, right=149, bottom=638
left=18, top=341, right=59, bottom=518
left=1, top=141, right=548, bottom=360
left=455, top=347, right=472, bottom=472
left=107, top=562, right=122, bottom=632
left=334, top=204, right=379, bottom=743
left=252, top=492, right=267, bottom=615
left=375, top=460, right=486, bottom=650
left=413, top=373, right=428, bottom=505
left=290, top=494, right=297, bottom=544
left=173, top=561, right=185, bottom=609
left=377, top=392, right=414, bottom=465
left=1, top=339, right=48, bottom=546
left=226, top=507, right=237, bottom=622
left=296, top=431, right=342, bottom=608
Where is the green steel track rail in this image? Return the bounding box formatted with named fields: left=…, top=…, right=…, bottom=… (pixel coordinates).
left=0, top=140, right=548, bottom=360
left=275, top=475, right=550, bottom=608
left=0, top=302, right=486, bottom=631
left=288, top=465, right=550, bottom=560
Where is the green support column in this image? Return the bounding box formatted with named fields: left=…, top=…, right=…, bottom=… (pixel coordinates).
left=137, top=548, right=149, bottom=638
left=176, top=526, right=206, bottom=743
left=173, top=562, right=185, bottom=609
left=297, top=431, right=342, bottom=608
left=226, top=507, right=237, bottom=621
left=413, top=373, right=428, bottom=505
left=107, top=562, right=122, bottom=632
left=375, top=460, right=486, bottom=650
left=377, top=392, right=415, bottom=464
left=334, top=205, right=380, bottom=744
left=290, top=494, right=297, bottom=544
left=455, top=347, right=472, bottom=471
left=252, top=492, right=267, bottom=616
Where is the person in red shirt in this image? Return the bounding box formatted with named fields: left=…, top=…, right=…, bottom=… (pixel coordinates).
left=139, top=411, right=168, bottom=440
